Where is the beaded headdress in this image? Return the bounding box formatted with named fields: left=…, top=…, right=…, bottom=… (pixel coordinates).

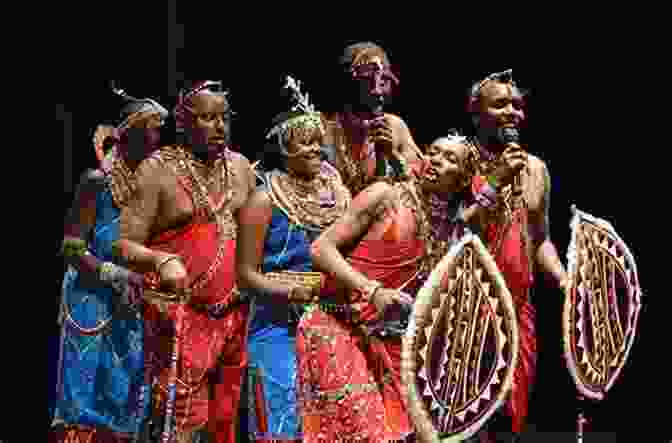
left=467, top=69, right=521, bottom=113
left=266, top=75, right=324, bottom=150
left=111, top=81, right=169, bottom=133
left=174, top=80, right=234, bottom=133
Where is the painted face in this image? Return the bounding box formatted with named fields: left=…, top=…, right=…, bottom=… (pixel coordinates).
left=188, top=93, right=232, bottom=155
left=286, top=130, right=323, bottom=179
left=477, top=81, right=526, bottom=132
left=352, top=55, right=398, bottom=114
left=121, top=111, right=164, bottom=162
left=422, top=140, right=469, bottom=193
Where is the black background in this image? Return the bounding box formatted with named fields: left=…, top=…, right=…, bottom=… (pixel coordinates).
left=54, top=9, right=664, bottom=442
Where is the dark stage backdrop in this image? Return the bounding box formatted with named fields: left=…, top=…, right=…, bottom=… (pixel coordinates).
left=55, top=17, right=663, bottom=442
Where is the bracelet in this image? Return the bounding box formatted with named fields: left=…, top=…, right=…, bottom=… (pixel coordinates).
left=156, top=255, right=181, bottom=273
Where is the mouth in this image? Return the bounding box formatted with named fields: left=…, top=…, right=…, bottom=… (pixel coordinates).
left=425, top=168, right=439, bottom=183
left=210, top=137, right=226, bottom=144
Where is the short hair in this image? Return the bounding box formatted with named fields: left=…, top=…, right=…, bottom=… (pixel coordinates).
left=339, top=41, right=391, bottom=72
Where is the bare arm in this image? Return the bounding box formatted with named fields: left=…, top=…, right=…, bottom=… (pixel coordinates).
left=236, top=190, right=298, bottom=300
left=62, top=169, right=106, bottom=274
left=393, top=115, right=423, bottom=165
left=532, top=162, right=567, bottom=287
left=311, top=182, right=395, bottom=292
left=114, top=159, right=171, bottom=273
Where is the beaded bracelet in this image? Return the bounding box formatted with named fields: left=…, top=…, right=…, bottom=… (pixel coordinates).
left=61, top=238, right=88, bottom=259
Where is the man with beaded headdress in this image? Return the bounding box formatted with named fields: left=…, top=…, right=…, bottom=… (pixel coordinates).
left=52, top=83, right=168, bottom=443
left=235, top=75, right=351, bottom=443
left=320, top=41, right=425, bottom=196
left=113, top=80, right=258, bottom=443
left=465, top=69, right=568, bottom=442
left=300, top=125, right=480, bottom=442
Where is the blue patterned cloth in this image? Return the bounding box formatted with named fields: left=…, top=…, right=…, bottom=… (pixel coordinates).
left=53, top=187, right=149, bottom=435
left=246, top=173, right=323, bottom=441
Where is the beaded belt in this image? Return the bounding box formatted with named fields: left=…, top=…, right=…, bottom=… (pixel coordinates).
left=263, top=270, right=324, bottom=289
left=143, top=287, right=247, bottom=318
left=313, top=382, right=379, bottom=402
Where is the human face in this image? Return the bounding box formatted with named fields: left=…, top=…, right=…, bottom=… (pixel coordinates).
left=422, top=140, right=468, bottom=193
left=352, top=55, right=392, bottom=115
left=477, top=81, right=525, bottom=132
left=188, top=93, right=232, bottom=154
left=122, top=111, right=163, bottom=163
left=286, top=131, right=323, bottom=180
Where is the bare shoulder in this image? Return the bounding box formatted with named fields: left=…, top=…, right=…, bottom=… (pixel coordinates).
left=383, top=112, right=408, bottom=130
left=246, top=187, right=273, bottom=210
left=527, top=153, right=548, bottom=176
left=353, top=180, right=395, bottom=208
left=227, top=149, right=252, bottom=169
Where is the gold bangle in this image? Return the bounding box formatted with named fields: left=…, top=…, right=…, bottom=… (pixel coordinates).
left=156, top=255, right=181, bottom=273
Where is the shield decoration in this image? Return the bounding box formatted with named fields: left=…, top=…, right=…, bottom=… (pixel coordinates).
left=402, top=233, right=519, bottom=443
left=563, top=205, right=643, bottom=401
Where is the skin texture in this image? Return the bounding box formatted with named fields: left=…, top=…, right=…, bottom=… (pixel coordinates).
left=185, top=93, right=232, bottom=162
left=326, top=52, right=423, bottom=191
left=236, top=136, right=326, bottom=304
left=477, top=80, right=567, bottom=289
left=311, top=142, right=469, bottom=316
left=62, top=113, right=164, bottom=286
left=115, top=93, right=256, bottom=294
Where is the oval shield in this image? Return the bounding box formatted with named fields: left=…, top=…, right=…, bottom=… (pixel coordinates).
left=402, top=233, right=519, bottom=442
left=563, top=205, right=643, bottom=401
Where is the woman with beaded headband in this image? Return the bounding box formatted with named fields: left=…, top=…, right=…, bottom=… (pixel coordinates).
left=114, top=80, right=258, bottom=443
left=320, top=41, right=425, bottom=196
left=465, top=69, right=568, bottom=442
left=52, top=83, right=168, bottom=443
left=298, top=129, right=479, bottom=442
left=236, top=75, right=351, bottom=443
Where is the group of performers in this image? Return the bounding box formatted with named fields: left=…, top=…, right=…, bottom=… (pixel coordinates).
left=55, top=41, right=569, bottom=443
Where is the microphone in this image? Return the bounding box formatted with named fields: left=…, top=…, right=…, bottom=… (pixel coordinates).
left=497, top=127, right=524, bottom=196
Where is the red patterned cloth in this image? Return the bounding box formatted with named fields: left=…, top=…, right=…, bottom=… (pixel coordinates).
left=50, top=425, right=133, bottom=443
left=485, top=208, right=537, bottom=434
left=297, top=237, right=424, bottom=443
left=143, top=220, right=248, bottom=443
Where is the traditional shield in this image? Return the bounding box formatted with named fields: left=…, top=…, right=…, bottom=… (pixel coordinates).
left=563, top=205, right=643, bottom=401
left=402, top=233, right=519, bottom=443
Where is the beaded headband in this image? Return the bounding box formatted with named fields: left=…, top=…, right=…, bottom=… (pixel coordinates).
left=111, top=82, right=168, bottom=133
left=266, top=75, right=324, bottom=148
left=174, top=80, right=234, bottom=133
left=467, top=69, right=517, bottom=113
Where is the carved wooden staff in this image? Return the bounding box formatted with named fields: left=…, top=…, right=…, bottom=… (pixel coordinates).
left=563, top=205, right=643, bottom=443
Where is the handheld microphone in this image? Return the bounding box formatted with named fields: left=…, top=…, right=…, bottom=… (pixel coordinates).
left=498, top=127, right=524, bottom=196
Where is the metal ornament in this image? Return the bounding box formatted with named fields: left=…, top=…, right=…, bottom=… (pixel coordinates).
left=402, top=233, right=519, bottom=442
left=563, top=205, right=643, bottom=401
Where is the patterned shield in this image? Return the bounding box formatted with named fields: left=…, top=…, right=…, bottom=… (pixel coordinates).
left=402, top=233, right=519, bottom=442
left=563, top=205, right=643, bottom=401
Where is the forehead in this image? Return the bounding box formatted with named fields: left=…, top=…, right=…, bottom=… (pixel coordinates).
left=429, top=141, right=467, bottom=159
left=191, top=93, right=229, bottom=113
left=480, top=81, right=523, bottom=103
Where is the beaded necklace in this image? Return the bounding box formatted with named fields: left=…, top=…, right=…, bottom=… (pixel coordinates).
left=470, top=138, right=532, bottom=276
left=267, top=162, right=351, bottom=230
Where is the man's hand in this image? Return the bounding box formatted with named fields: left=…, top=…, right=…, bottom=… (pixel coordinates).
left=156, top=256, right=189, bottom=295
left=369, top=116, right=395, bottom=157
left=491, top=144, right=527, bottom=187
left=371, top=287, right=413, bottom=318
left=288, top=285, right=320, bottom=303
